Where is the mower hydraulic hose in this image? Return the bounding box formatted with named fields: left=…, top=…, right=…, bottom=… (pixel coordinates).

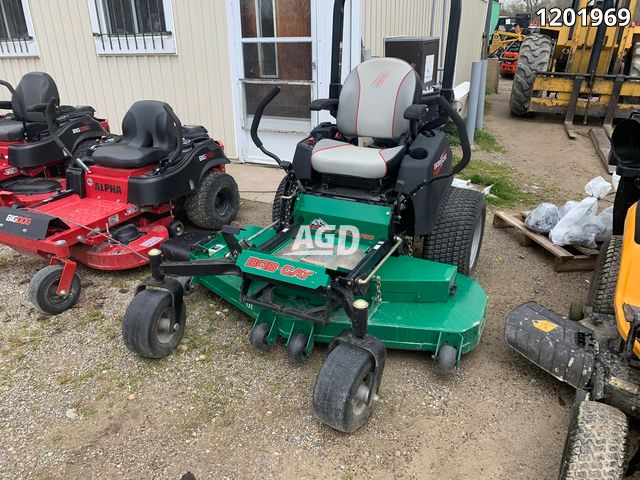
left=356, top=236, right=403, bottom=286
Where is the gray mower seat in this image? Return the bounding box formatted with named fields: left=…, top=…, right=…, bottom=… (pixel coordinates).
left=0, top=119, right=24, bottom=141
left=312, top=139, right=405, bottom=179
left=92, top=100, right=177, bottom=169
left=310, top=57, right=421, bottom=180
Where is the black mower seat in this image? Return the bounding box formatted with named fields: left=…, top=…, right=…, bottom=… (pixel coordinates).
left=0, top=118, right=24, bottom=141
left=91, top=100, right=177, bottom=169
left=1, top=177, right=62, bottom=194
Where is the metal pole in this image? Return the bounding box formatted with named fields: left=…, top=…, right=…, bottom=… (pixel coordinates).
left=476, top=60, right=488, bottom=130
left=466, top=61, right=483, bottom=144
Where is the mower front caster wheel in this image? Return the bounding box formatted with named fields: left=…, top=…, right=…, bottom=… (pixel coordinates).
left=168, top=220, right=185, bottom=238
left=313, top=344, right=376, bottom=433
left=436, top=344, right=457, bottom=375
left=28, top=265, right=81, bottom=315
left=122, top=289, right=186, bottom=358
left=249, top=323, right=271, bottom=351
left=287, top=334, right=309, bottom=364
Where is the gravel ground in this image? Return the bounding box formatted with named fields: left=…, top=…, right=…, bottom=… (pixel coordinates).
left=0, top=81, right=631, bottom=479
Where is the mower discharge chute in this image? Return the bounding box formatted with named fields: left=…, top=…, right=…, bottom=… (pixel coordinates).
left=122, top=0, right=487, bottom=433
left=0, top=97, right=239, bottom=315
left=0, top=72, right=109, bottom=207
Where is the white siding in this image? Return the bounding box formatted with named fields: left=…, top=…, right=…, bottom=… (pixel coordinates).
left=0, top=0, right=237, bottom=156
left=362, top=0, right=489, bottom=85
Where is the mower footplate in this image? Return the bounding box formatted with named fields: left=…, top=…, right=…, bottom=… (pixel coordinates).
left=505, top=302, right=596, bottom=389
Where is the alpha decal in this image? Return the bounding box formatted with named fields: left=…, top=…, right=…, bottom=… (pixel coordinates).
left=94, top=183, right=122, bottom=194
left=244, top=256, right=315, bottom=280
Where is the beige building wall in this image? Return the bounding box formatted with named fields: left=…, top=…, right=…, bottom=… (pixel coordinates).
left=0, top=0, right=237, bottom=156
left=362, top=0, right=489, bottom=85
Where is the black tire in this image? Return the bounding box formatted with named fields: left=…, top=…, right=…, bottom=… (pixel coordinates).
left=28, top=265, right=81, bottom=315
left=559, top=400, right=628, bottom=480
left=71, top=138, right=97, bottom=159
left=313, top=344, right=375, bottom=433
left=122, top=289, right=186, bottom=358
left=185, top=171, right=239, bottom=230
left=436, top=344, right=457, bottom=375
left=422, top=187, right=486, bottom=275
left=588, top=236, right=622, bottom=316
left=272, top=175, right=296, bottom=223
left=510, top=34, right=553, bottom=117
left=287, top=333, right=308, bottom=365
left=249, top=323, right=271, bottom=351
left=168, top=220, right=185, bottom=238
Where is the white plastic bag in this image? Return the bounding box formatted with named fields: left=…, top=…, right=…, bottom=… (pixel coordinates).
left=525, top=203, right=560, bottom=234
left=594, top=206, right=614, bottom=243
left=585, top=176, right=612, bottom=199
left=549, top=197, right=599, bottom=248
left=559, top=200, right=579, bottom=218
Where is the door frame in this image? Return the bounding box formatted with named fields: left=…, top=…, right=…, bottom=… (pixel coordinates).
left=225, top=0, right=362, bottom=162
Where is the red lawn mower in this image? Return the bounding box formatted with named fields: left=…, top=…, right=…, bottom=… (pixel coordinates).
left=0, top=72, right=109, bottom=207
left=0, top=97, right=239, bottom=315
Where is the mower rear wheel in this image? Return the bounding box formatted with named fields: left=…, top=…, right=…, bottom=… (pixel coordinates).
left=313, top=344, right=375, bottom=433
left=510, top=34, right=553, bottom=117
left=249, top=323, right=271, bottom=351
left=588, top=236, right=622, bottom=316
left=185, top=171, right=239, bottom=230
left=272, top=175, right=297, bottom=223
left=28, top=265, right=81, bottom=315
left=559, top=400, right=628, bottom=479
left=287, top=333, right=309, bottom=365
left=436, top=344, right=457, bottom=375
left=422, top=187, right=486, bottom=275
left=122, top=289, right=186, bottom=358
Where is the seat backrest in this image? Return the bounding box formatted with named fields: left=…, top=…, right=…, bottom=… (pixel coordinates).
left=12, top=72, right=60, bottom=123
left=121, top=100, right=178, bottom=150
left=337, top=57, right=422, bottom=141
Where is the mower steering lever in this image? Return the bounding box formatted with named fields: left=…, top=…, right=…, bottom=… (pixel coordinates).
left=43, top=98, right=91, bottom=173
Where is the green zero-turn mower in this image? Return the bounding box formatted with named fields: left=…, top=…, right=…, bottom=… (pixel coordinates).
left=121, top=0, right=488, bottom=433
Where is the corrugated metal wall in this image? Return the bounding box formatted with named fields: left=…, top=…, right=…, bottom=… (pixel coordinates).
left=362, top=0, right=489, bottom=85
left=0, top=0, right=237, bottom=155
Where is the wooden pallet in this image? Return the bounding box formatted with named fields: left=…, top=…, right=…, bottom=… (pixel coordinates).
left=492, top=211, right=599, bottom=272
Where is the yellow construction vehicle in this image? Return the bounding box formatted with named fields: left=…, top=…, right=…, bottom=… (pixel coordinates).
left=510, top=0, right=640, bottom=137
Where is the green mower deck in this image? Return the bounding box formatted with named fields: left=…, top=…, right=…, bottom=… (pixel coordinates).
left=192, top=223, right=487, bottom=361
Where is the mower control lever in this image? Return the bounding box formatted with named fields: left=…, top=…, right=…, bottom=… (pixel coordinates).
left=250, top=86, right=285, bottom=167
left=44, top=97, right=90, bottom=173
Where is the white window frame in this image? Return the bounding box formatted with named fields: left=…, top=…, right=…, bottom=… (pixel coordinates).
left=0, top=0, right=38, bottom=58
left=87, top=0, right=177, bottom=55
left=254, top=0, right=278, bottom=78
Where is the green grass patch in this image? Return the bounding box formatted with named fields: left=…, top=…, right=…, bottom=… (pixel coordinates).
left=474, top=129, right=503, bottom=153
left=484, top=98, right=492, bottom=114
left=446, top=130, right=461, bottom=147
left=458, top=159, right=540, bottom=207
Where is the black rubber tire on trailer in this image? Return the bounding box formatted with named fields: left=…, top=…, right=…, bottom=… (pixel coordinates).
left=185, top=171, right=240, bottom=230
left=587, top=236, right=622, bottom=316
left=28, top=265, right=81, bottom=315
left=313, top=344, right=375, bottom=433
left=510, top=33, right=553, bottom=117
left=122, top=288, right=186, bottom=358
left=422, top=187, right=486, bottom=275
left=272, top=175, right=296, bottom=223
left=559, top=400, right=628, bottom=480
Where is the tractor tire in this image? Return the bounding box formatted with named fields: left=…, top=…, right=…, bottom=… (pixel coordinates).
left=185, top=171, right=239, bottom=231
left=313, top=344, right=375, bottom=433
left=587, top=236, right=622, bottom=315
left=272, top=175, right=296, bottom=224
left=72, top=138, right=97, bottom=159
left=559, top=400, right=628, bottom=480
left=28, top=265, right=81, bottom=315
left=422, top=187, right=486, bottom=275
left=122, top=288, right=186, bottom=358
left=510, top=34, right=553, bottom=117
